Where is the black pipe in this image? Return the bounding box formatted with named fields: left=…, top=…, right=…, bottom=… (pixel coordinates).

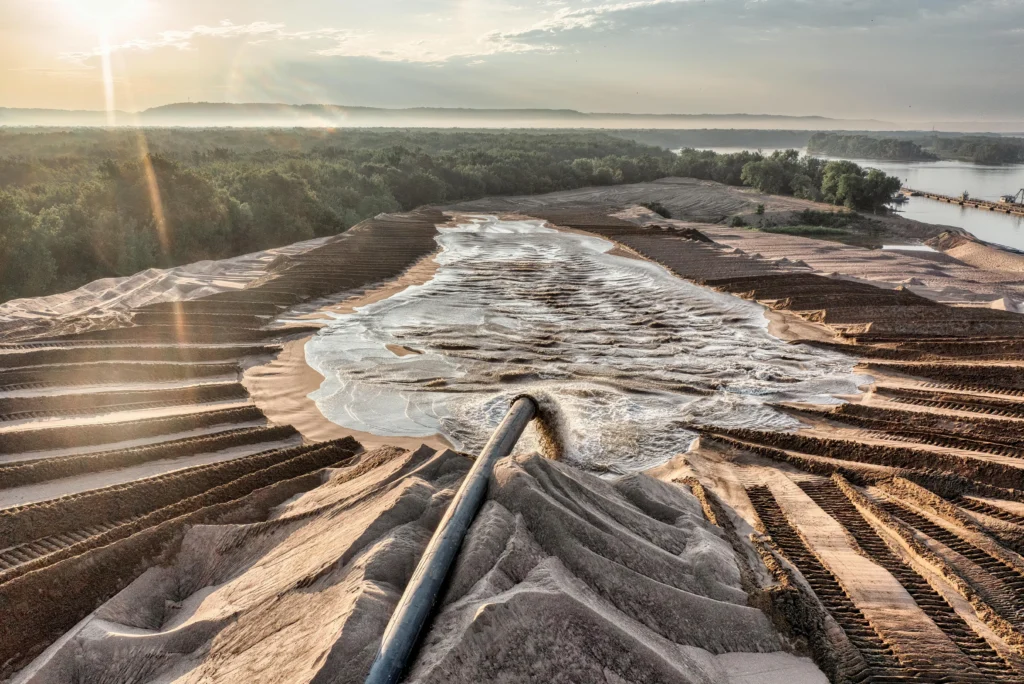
left=364, top=395, right=538, bottom=684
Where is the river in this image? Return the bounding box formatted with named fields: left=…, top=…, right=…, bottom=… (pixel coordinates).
left=306, top=215, right=865, bottom=472
left=690, top=148, right=1024, bottom=251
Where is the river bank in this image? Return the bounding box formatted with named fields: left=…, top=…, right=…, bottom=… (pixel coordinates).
left=687, top=146, right=1024, bottom=250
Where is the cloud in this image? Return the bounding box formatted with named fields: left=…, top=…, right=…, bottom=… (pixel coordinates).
left=43, top=0, right=1024, bottom=119
left=58, top=16, right=553, bottom=68
left=64, top=1, right=1021, bottom=71
left=313, top=31, right=554, bottom=63
left=490, top=0, right=1024, bottom=48
left=59, top=21, right=358, bottom=65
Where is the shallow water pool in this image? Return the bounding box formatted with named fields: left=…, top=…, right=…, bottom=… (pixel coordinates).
left=307, top=215, right=867, bottom=472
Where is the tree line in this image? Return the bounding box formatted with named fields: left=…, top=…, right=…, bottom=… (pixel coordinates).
left=808, top=132, right=1024, bottom=165
left=927, top=136, right=1024, bottom=165
left=0, top=128, right=678, bottom=302
left=673, top=148, right=901, bottom=211
left=0, top=128, right=899, bottom=303
left=807, top=133, right=937, bottom=161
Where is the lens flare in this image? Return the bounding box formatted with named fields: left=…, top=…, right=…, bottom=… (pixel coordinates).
left=99, top=34, right=116, bottom=126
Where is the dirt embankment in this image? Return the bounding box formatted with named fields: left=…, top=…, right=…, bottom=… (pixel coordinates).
left=449, top=176, right=973, bottom=246
left=929, top=231, right=1024, bottom=273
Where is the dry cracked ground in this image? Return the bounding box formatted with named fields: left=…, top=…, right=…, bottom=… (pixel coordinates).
left=4, top=179, right=1024, bottom=683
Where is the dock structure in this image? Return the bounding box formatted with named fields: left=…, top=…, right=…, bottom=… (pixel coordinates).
left=903, top=188, right=1024, bottom=217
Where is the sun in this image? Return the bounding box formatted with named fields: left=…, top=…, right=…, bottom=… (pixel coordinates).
left=59, top=0, right=146, bottom=34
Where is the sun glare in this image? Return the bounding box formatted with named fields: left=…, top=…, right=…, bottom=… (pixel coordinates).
left=60, top=0, right=145, bottom=33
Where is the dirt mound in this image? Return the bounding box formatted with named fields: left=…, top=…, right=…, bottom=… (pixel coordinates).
left=929, top=231, right=1024, bottom=273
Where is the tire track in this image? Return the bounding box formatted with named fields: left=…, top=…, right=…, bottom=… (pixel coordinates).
left=879, top=500, right=1024, bottom=631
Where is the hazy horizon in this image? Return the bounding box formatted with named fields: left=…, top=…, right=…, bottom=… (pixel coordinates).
left=2, top=102, right=1023, bottom=134
left=5, top=1, right=1024, bottom=125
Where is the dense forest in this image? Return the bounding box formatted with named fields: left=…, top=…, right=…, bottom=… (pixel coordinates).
left=927, top=136, right=1024, bottom=165
left=0, top=128, right=898, bottom=303
left=808, top=132, right=1024, bottom=165
left=0, top=128, right=679, bottom=301
left=807, top=133, right=938, bottom=161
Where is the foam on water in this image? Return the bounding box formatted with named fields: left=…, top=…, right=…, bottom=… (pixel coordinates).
left=307, top=215, right=868, bottom=472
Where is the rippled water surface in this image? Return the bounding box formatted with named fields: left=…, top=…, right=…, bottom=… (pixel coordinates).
left=307, top=216, right=866, bottom=471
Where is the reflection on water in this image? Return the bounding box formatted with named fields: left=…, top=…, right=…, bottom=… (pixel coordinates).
left=307, top=216, right=866, bottom=472
left=892, top=196, right=1024, bottom=250
left=843, top=158, right=1024, bottom=203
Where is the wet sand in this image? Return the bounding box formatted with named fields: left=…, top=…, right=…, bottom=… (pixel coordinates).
left=243, top=250, right=453, bottom=453
left=243, top=335, right=451, bottom=452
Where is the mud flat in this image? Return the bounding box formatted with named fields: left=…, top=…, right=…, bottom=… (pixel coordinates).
left=7, top=181, right=1024, bottom=683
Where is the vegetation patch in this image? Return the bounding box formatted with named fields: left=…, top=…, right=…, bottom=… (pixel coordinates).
left=807, top=133, right=937, bottom=161
left=751, top=209, right=883, bottom=245
left=808, top=132, right=1024, bottom=165
left=0, top=129, right=678, bottom=302
left=674, top=149, right=900, bottom=212
left=759, top=225, right=856, bottom=238
left=640, top=201, right=671, bottom=218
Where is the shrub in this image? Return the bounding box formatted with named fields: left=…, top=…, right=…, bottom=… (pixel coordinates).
left=641, top=201, right=671, bottom=218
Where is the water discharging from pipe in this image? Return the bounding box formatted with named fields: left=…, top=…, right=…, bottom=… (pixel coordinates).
left=307, top=215, right=867, bottom=472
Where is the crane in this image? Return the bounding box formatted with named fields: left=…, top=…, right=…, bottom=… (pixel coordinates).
left=1000, top=189, right=1024, bottom=204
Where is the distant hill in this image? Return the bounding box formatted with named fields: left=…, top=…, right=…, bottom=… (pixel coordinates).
left=0, top=103, right=891, bottom=130
left=1, top=103, right=1021, bottom=133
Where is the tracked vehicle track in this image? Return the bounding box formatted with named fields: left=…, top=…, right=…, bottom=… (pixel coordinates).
left=0, top=519, right=132, bottom=572
left=955, top=497, right=1024, bottom=526
left=878, top=500, right=1024, bottom=630
left=0, top=382, right=250, bottom=422
left=0, top=361, right=239, bottom=389
left=0, top=439, right=359, bottom=582
left=0, top=424, right=298, bottom=487
left=0, top=406, right=266, bottom=454
left=876, top=387, right=1024, bottom=419
left=745, top=486, right=913, bottom=683
left=799, top=482, right=1017, bottom=681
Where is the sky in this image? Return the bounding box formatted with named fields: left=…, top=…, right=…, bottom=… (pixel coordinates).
left=3, top=0, right=1024, bottom=121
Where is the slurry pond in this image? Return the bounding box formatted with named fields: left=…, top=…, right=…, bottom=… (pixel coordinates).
left=308, top=215, right=866, bottom=472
